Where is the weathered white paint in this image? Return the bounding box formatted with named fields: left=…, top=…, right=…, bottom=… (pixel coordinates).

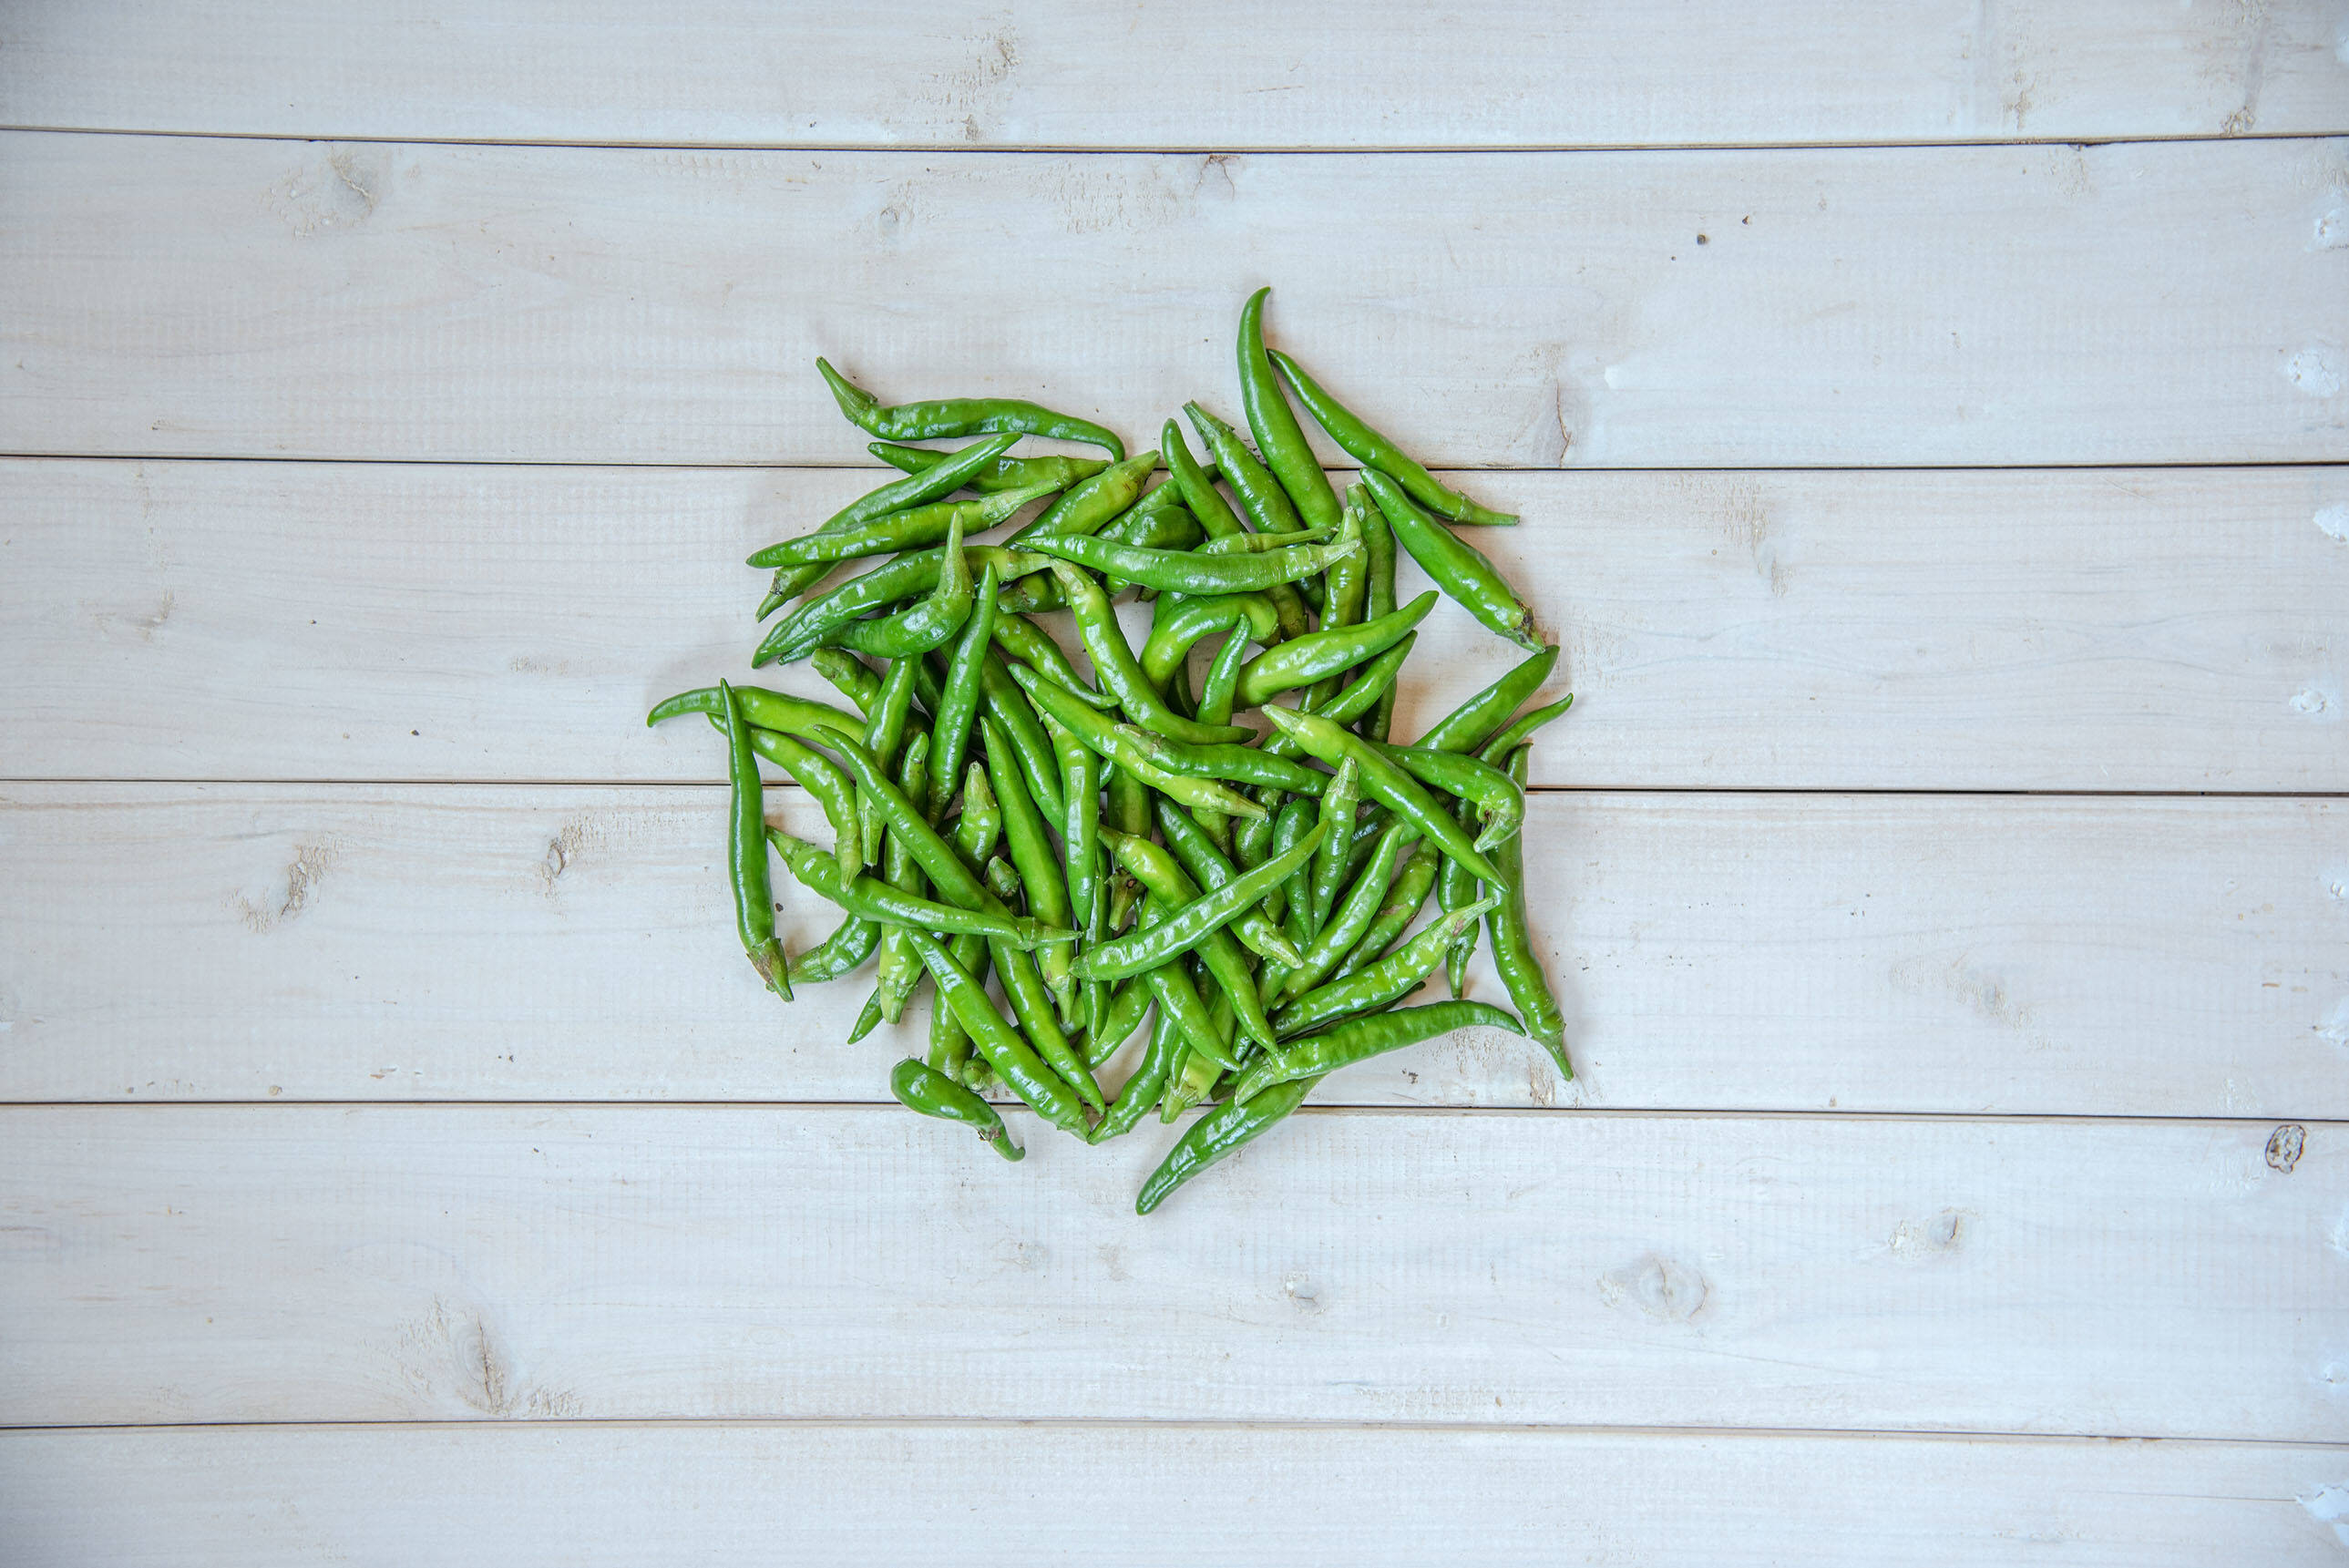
left=2, top=1107, right=2340, bottom=1437
left=5, top=1424, right=2346, bottom=1566
left=4, top=136, right=2344, bottom=466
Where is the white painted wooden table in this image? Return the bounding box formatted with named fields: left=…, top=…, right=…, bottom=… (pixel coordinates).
left=4, top=5, right=2347, bottom=1561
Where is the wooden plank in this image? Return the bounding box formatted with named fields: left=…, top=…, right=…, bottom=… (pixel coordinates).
left=4, top=784, right=2341, bottom=1114
left=2, top=1106, right=2339, bottom=1435
left=8, top=461, right=2348, bottom=792
left=4, top=2, right=2344, bottom=149
left=5, top=135, right=2344, bottom=467
left=5, top=1424, right=2345, bottom=1566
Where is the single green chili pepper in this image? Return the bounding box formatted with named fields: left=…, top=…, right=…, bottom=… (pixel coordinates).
left=833, top=516, right=973, bottom=659
left=1308, top=759, right=1359, bottom=935
left=758, top=545, right=1051, bottom=667
left=1475, top=695, right=1575, bottom=766
left=1162, top=416, right=1244, bottom=540
left=846, top=992, right=884, bottom=1043
left=1236, top=286, right=1343, bottom=532
left=696, top=716, right=862, bottom=881
left=1231, top=786, right=1277, bottom=870
left=1076, top=823, right=1327, bottom=982
left=718, top=681, right=791, bottom=1000
left=897, top=927, right=1088, bottom=1135
left=1438, top=800, right=1481, bottom=999
left=807, top=648, right=881, bottom=715
left=1007, top=663, right=1267, bottom=820
left=874, top=733, right=934, bottom=1022
left=1150, top=799, right=1304, bottom=967
left=1184, top=401, right=1302, bottom=537
left=1118, top=728, right=1328, bottom=796
left=1380, top=743, right=1525, bottom=852
left=1277, top=818, right=1418, bottom=1002
left=954, top=763, right=1001, bottom=866
left=982, top=716, right=1079, bottom=1022
left=1233, top=590, right=1435, bottom=708
left=1100, top=832, right=1285, bottom=1052
left=763, top=434, right=1025, bottom=610
left=647, top=684, right=865, bottom=745
left=1049, top=560, right=1262, bottom=746
left=927, top=932, right=983, bottom=1081
left=1268, top=349, right=1518, bottom=527
left=1257, top=794, right=1313, bottom=932
left=1141, top=592, right=1282, bottom=688
left=1360, top=492, right=1400, bottom=741
left=1085, top=977, right=1153, bottom=1071
left=1024, top=532, right=1356, bottom=597
left=854, top=655, right=921, bottom=864
left=1125, top=902, right=1246, bottom=1076
left=1415, top=646, right=1562, bottom=754
left=1134, top=1071, right=1319, bottom=1214
left=1259, top=706, right=1502, bottom=884
left=1009, top=451, right=1160, bottom=543
left=767, top=830, right=1064, bottom=948
left=1489, top=745, right=1568, bottom=1074
left=1320, top=487, right=1370, bottom=628
left=890, top=1058, right=1022, bottom=1161
left=1098, top=487, right=1205, bottom=553
left=869, top=439, right=1108, bottom=495
left=1092, top=1007, right=1182, bottom=1143
left=1337, top=843, right=1438, bottom=978
left=990, top=611, right=1114, bottom=709
left=1361, top=470, right=1540, bottom=651
left=928, top=562, right=1000, bottom=804
left=746, top=478, right=1059, bottom=571
left=1257, top=632, right=1419, bottom=764
left=789, top=913, right=880, bottom=984
left=1194, top=628, right=1251, bottom=731
left=1274, top=899, right=1501, bottom=1040
left=816, top=357, right=1125, bottom=460
left=1239, top=997, right=1520, bottom=1103
left=976, top=651, right=1068, bottom=825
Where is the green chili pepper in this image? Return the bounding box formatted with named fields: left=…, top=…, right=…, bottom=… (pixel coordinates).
left=1092, top=1007, right=1182, bottom=1143
left=1022, top=531, right=1357, bottom=597
left=1099, top=831, right=1286, bottom=1051
left=717, top=681, right=791, bottom=1000
left=1124, top=900, right=1245, bottom=1075
left=1196, top=521, right=1335, bottom=555
left=692, top=717, right=863, bottom=881
left=648, top=684, right=865, bottom=745
left=1277, top=818, right=1418, bottom=1002
left=898, top=927, right=1089, bottom=1136
left=1193, top=629, right=1251, bottom=730
left=852, top=655, right=920, bottom=862
left=831, top=517, right=974, bottom=659
left=869, top=439, right=1108, bottom=495
left=767, top=830, right=1065, bottom=948
left=1275, top=898, right=1501, bottom=1040
left=1269, top=350, right=1518, bottom=527
left=990, top=611, right=1114, bottom=709
left=1233, top=590, right=1435, bottom=708
left=1360, top=470, right=1540, bottom=651
left=1360, top=492, right=1400, bottom=741
left=890, top=1058, right=1022, bottom=1162
left=1414, top=646, right=1560, bottom=753
left=1489, top=745, right=1569, bottom=1075
left=1134, top=1071, right=1319, bottom=1214
left=1163, top=416, right=1244, bottom=539
left=1077, top=823, right=1327, bottom=982
left=1085, top=977, right=1153, bottom=1071
left=1052, top=718, right=1103, bottom=961
left=1474, top=695, right=1575, bottom=766
left=816, top=357, right=1125, bottom=461
left=976, top=651, right=1068, bottom=825
left=789, top=913, right=880, bottom=985
left=807, top=648, right=882, bottom=715
left=1183, top=402, right=1302, bottom=537
left=1337, top=843, right=1438, bottom=978
left=1118, top=728, right=1328, bottom=796
left=982, top=715, right=1079, bottom=1023
left=1238, top=998, right=1520, bottom=1102
left=1098, top=486, right=1205, bottom=553
left=758, top=545, right=1050, bottom=667
left=1380, top=742, right=1525, bottom=852
left=762, top=434, right=1024, bottom=610
left=1141, top=592, right=1282, bottom=689
left=1259, top=706, right=1502, bottom=884
left=1007, top=662, right=1267, bottom=820
left=1308, top=758, right=1359, bottom=935
left=1257, top=633, right=1418, bottom=764
left=1044, top=562, right=1252, bottom=746
left=874, top=732, right=934, bottom=1023
left=928, top=563, right=1000, bottom=803
left=1437, top=800, right=1481, bottom=998
left=746, top=477, right=1056, bottom=571
left=1009, top=451, right=1161, bottom=543
left=1150, top=799, right=1305, bottom=967
left=1237, top=287, right=1343, bottom=533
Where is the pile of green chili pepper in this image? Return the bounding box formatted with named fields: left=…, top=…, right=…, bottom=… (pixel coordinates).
left=650, top=290, right=1573, bottom=1213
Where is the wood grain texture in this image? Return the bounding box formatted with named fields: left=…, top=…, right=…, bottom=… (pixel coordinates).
left=3, top=1106, right=2341, bottom=1435
left=7, top=460, right=2347, bottom=791
left=3, top=1, right=2344, bottom=149
left=6, top=1424, right=2346, bottom=1566
left=5, top=134, right=2345, bottom=467
left=5, top=785, right=2342, bottom=1114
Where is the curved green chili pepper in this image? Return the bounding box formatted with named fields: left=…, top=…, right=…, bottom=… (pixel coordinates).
left=1234, top=590, right=1435, bottom=708
left=696, top=715, right=861, bottom=880
left=1475, top=694, right=1575, bottom=766
left=763, top=433, right=1024, bottom=610
left=874, top=732, right=934, bottom=1023
left=1009, top=451, right=1160, bottom=543
left=1052, top=717, right=1102, bottom=957
left=1118, top=728, right=1328, bottom=796
left=1162, top=983, right=1239, bottom=1123
left=807, top=648, right=881, bottom=716
left=1084, top=977, right=1153, bottom=1071
left=757, top=544, right=1050, bottom=666
left=834, top=517, right=974, bottom=659
left=1183, top=402, right=1301, bottom=537
left=854, top=655, right=921, bottom=863
left=1308, top=758, right=1359, bottom=935
left=1099, top=831, right=1285, bottom=1051
left=1437, top=799, right=1481, bottom=999
left=1133, top=1072, right=1320, bottom=1214
left=1141, top=592, right=1282, bottom=688
left=1238, top=998, right=1520, bottom=1102
left=1380, top=742, right=1524, bottom=852
left=1269, top=349, right=1518, bottom=527
left=1163, top=416, right=1244, bottom=540
left=1194, top=629, right=1251, bottom=730
left=1257, top=633, right=1418, bottom=764
left=869, top=439, right=1108, bottom=495
left=746, top=478, right=1059, bottom=570
left=1028, top=533, right=1356, bottom=602
left=1489, top=745, right=1569, bottom=1074
left=1277, top=818, right=1418, bottom=1002
left=1098, top=487, right=1205, bottom=553
left=1125, top=902, right=1245, bottom=1075
left=1337, top=842, right=1438, bottom=978
left=898, top=927, right=1089, bottom=1136
left=1076, top=823, right=1327, bottom=982
left=1414, top=646, right=1560, bottom=753
left=1092, top=1007, right=1183, bottom=1143
left=976, top=651, right=1068, bottom=825
left=816, top=357, right=1125, bottom=461
left=1361, top=470, right=1540, bottom=651
left=982, top=716, right=1079, bottom=1024
left=717, top=681, right=791, bottom=1000
left=1360, top=492, right=1400, bottom=741
left=1150, top=799, right=1304, bottom=968
left=648, top=684, right=865, bottom=744
left=788, top=912, right=880, bottom=984
left=1007, top=662, right=1267, bottom=821
left=928, top=562, right=1000, bottom=803
left=1237, top=287, right=1343, bottom=533
left=1046, top=562, right=1251, bottom=746
left=891, top=1058, right=1022, bottom=1162
left=991, top=611, right=1114, bottom=709
left=1274, top=898, right=1500, bottom=1039
left=1258, top=706, right=1502, bottom=884
left=767, top=830, right=1064, bottom=948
